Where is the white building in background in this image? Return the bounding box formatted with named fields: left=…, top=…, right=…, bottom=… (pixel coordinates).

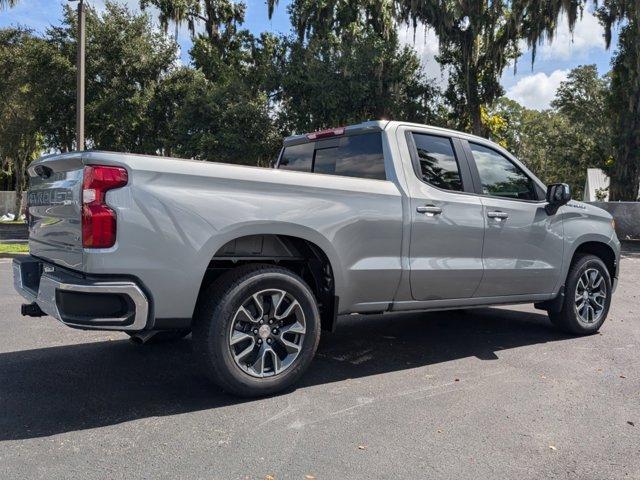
left=583, top=168, right=610, bottom=202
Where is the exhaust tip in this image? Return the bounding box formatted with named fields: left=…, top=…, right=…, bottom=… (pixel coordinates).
left=21, top=303, right=45, bottom=317
left=128, top=331, right=159, bottom=344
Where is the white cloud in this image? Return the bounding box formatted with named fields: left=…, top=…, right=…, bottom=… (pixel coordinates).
left=536, top=10, right=606, bottom=60
left=506, top=69, right=569, bottom=110
left=397, top=22, right=449, bottom=87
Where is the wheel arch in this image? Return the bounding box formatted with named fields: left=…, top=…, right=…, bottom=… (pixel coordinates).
left=537, top=238, right=618, bottom=314
left=196, top=226, right=342, bottom=331
left=571, top=240, right=617, bottom=280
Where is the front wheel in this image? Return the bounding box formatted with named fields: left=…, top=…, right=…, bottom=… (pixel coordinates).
left=549, top=254, right=612, bottom=335
left=193, top=264, right=321, bottom=397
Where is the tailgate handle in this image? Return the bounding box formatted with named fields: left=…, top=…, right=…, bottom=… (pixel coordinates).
left=34, top=165, right=53, bottom=179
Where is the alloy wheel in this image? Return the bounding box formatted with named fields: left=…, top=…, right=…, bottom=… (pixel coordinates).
left=574, top=268, right=607, bottom=324
left=228, top=289, right=306, bottom=378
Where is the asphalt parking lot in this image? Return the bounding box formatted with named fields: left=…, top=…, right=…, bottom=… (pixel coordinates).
left=1, top=254, right=639, bottom=480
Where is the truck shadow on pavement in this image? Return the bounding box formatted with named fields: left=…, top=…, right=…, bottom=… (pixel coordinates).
left=0, top=307, right=571, bottom=440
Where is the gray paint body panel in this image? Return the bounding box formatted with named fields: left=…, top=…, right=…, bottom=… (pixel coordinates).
left=22, top=121, right=621, bottom=326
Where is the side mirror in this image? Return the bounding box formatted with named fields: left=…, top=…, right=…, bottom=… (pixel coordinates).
left=545, top=183, right=571, bottom=214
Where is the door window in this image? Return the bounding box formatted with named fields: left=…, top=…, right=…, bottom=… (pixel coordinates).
left=469, top=143, right=539, bottom=201
left=411, top=133, right=463, bottom=191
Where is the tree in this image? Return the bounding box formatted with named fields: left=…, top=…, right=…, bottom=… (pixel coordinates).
left=269, top=0, right=410, bottom=121
left=597, top=0, right=640, bottom=200
left=0, top=28, right=44, bottom=217
left=140, top=0, right=282, bottom=164
left=487, top=65, right=613, bottom=198
left=40, top=3, right=179, bottom=153
left=275, top=27, right=442, bottom=133
left=140, top=0, right=245, bottom=46
left=0, top=0, right=19, bottom=9
left=551, top=64, right=613, bottom=169
left=393, top=0, right=584, bottom=136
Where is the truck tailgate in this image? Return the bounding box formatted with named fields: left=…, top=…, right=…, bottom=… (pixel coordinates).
left=27, top=153, right=84, bottom=269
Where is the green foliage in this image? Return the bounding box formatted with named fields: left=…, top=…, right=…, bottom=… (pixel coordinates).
left=269, top=0, right=442, bottom=132
left=0, top=28, right=45, bottom=215
left=275, top=30, right=442, bottom=133
left=488, top=65, right=613, bottom=198
left=606, top=22, right=640, bottom=201
left=0, top=243, right=29, bottom=254
left=395, top=0, right=582, bottom=136
left=596, top=0, right=640, bottom=201
left=141, top=0, right=245, bottom=43
left=41, top=3, right=178, bottom=153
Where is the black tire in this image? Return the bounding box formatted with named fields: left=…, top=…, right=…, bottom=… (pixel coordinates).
left=193, top=263, right=321, bottom=397
left=549, top=254, right=612, bottom=335
left=127, top=329, right=191, bottom=344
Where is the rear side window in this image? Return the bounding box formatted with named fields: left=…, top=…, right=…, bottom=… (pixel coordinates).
left=313, top=133, right=386, bottom=180
left=411, top=133, right=463, bottom=191
left=279, top=142, right=314, bottom=172
left=279, top=132, right=386, bottom=180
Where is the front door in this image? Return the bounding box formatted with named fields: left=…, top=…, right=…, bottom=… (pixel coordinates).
left=465, top=141, right=564, bottom=297
left=406, top=132, right=485, bottom=301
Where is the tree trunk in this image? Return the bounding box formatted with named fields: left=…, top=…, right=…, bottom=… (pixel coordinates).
left=463, top=49, right=485, bottom=137
left=469, top=101, right=484, bottom=136
left=13, top=158, right=24, bottom=221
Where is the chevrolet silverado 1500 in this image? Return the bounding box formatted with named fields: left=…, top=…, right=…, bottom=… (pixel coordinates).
left=13, top=121, right=620, bottom=396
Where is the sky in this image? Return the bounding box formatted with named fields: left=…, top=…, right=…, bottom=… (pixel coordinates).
left=0, top=0, right=620, bottom=111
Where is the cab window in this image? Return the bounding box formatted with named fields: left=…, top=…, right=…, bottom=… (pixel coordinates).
left=278, top=132, right=386, bottom=180
left=469, top=143, right=539, bottom=201
left=278, top=142, right=314, bottom=172
left=411, top=133, right=463, bottom=191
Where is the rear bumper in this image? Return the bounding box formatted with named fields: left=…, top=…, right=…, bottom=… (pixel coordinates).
left=13, top=255, right=149, bottom=331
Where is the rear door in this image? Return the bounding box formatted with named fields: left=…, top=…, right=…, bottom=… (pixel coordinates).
left=404, top=130, right=485, bottom=301
left=463, top=141, right=564, bottom=297
left=27, top=153, right=85, bottom=269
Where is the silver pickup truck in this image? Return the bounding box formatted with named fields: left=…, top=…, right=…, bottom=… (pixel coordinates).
left=13, top=120, right=620, bottom=396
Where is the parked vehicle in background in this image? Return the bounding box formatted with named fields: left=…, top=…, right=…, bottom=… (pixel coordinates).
left=13, top=121, right=620, bottom=396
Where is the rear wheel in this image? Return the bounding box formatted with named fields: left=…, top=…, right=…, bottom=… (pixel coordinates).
left=193, top=264, right=321, bottom=397
left=549, top=254, right=612, bottom=335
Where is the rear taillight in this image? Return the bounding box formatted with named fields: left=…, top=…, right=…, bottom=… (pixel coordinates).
left=82, top=165, right=128, bottom=248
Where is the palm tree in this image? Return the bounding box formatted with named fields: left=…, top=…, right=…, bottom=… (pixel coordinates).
left=0, top=0, right=20, bottom=10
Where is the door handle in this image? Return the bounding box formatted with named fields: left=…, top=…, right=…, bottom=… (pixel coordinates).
left=416, top=205, right=442, bottom=216
left=487, top=210, right=509, bottom=220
